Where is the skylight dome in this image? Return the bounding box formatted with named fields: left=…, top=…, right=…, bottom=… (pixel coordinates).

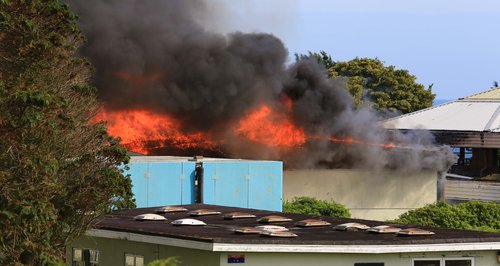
left=257, top=215, right=292, bottom=223
left=334, top=223, right=370, bottom=231
left=295, top=219, right=331, bottom=227
left=260, top=230, right=298, bottom=238
left=188, top=209, right=222, bottom=216
left=171, top=218, right=207, bottom=226
left=397, top=228, right=435, bottom=236
left=367, top=225, right=402, bottom=234
left=223, top=212, right=256, bottom=219
left=155, top=206, right=188, bottom=213
left=134, top=213, right=166, bottom=221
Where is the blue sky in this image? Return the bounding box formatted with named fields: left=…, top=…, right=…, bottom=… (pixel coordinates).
left=211, top=0, right=500, bottom=100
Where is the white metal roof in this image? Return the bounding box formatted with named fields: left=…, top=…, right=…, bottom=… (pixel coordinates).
left=382, top=87, right=500, bottom=132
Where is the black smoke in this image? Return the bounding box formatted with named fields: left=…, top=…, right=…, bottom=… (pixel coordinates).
left=68, top=0, right=455, bottom=171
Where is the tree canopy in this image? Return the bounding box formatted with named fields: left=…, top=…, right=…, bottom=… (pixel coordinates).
left=298, top=51, right=435, bottom=114
left=0, top=0, right=134, bottom=264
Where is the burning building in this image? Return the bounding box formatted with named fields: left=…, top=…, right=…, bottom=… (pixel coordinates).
left=70, top=0, right=454, bottom=173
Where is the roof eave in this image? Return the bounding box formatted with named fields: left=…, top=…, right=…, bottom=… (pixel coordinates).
left=86, top=229, right=500, bottom=254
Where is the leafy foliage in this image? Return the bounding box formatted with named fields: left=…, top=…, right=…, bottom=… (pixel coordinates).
left=0, top=0, right=134, bottom=264
left=298, top=51, right=435, bottom=113
left=283, top=197, right=351, bottom=218
left=395, top=201, right=500, bottom=232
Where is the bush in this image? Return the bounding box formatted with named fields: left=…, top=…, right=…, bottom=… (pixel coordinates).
left=146, top=257, right=180, bottom=266
left=395, top=201, right=500, bottom=232
left=283, top=197, right=351, bottom=218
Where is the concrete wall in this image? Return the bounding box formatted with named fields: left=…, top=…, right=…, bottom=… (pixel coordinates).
left=283, top=169, right=438, bottom=220
left=68, top=236, right=499, bottom=266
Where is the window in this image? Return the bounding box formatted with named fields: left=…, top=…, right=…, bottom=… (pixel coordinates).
left=444, top=258, right=472, bottom=266
left=412, top=258, right=473, bottom=266
left=83, top=249, right=99, bottom=266
left=125, top=253, right=144, bottom=266
left=72, top=248, right=83, bottom=266
left=354, top=263, right=384, bottom=266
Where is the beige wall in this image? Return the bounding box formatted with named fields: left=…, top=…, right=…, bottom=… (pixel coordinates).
left=283, top=169, right=438, bottom=220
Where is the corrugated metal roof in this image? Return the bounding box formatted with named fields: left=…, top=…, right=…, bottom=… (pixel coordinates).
left=382, top=87, right=500, bottom=132
left=466, top=87, right=500, bottom=100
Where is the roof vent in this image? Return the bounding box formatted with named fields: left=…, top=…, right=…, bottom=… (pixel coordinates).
left=295, top=219, right=331, bottom=227
left=134, top=213, right=166, bottom=221
left=397, top=228, right=435, bottom=236
left=223, top=212, right=256, bottom=220
left=257, top=215, right=292, bottom=223
left=260, top=230, right=298, bottom=238
left=189, top=209, right=222, bottom=216
left=367, top=225, right=401, bottom=234
left=333, top=222, right=370, bottom=231
left=155, top=206, right=188, bottom=213
left=171, top=218, right=206, bottom=226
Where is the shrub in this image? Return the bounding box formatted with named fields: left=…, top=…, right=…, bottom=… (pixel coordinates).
left=395, top=201, right=500, bottom=232
left=283, top=197, right=351, bottom=218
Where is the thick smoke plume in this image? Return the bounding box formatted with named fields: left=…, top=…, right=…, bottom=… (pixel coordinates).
left=68, top=0, right=456, bottom=172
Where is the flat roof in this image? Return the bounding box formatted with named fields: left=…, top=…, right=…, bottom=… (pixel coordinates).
left=88, top=204, right=500, bottom=253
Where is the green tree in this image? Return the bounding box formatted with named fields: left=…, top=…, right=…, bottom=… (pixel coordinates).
left=298, top=51, right=435, bottom=113
left=395, top=201, right=500, bottom=232
left=283, top=197, right=351, bottom=218
left=0, top=1, right=134, bottom=264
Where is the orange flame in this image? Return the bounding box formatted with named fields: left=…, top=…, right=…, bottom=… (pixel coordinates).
left=94, top=109, right=217, bottom=155
left=235, top=104, right=307, bottom=148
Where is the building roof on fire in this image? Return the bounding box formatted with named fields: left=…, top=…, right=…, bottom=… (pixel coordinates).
left=86, top=204, right=500, bottom=254
left=382, top=87, right=500, bottom=132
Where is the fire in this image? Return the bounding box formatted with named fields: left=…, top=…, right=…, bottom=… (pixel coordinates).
left=94, top=109, right=217, bottom=155
left=236, top=104, right=307, bottom=148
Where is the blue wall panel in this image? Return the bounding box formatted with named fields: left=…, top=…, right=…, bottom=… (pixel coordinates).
left=202, top=161, right=282, bottom=211
left=127, top=158, right=282, bottom=211
left=127, top=162, right=195, bottom=207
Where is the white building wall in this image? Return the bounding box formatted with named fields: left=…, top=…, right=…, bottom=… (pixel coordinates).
left=68, top=236, right=499, bottom=266
left=283, top=169, right=437, bottom=221
left=218, top=251, right=497, bottom=266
